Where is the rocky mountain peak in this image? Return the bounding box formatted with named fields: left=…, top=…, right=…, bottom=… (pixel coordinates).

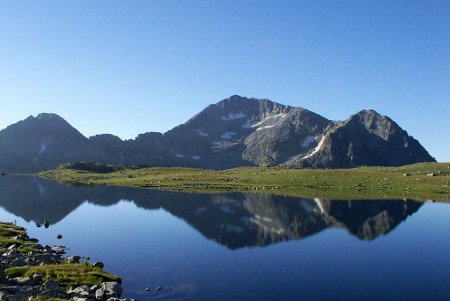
left=0, top=96, right=435, bottom=172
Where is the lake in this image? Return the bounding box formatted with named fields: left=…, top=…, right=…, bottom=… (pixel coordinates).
left=1, top=175, right=450, bottom=301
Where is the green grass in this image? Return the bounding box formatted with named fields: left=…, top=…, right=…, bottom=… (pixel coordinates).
left=39, top=162, right=450, bottom=202
left=0, top=222, right=121, bottom=292
left=0, top=222, right=43, bottom=253
left=5, top=263, right=121, bottom=292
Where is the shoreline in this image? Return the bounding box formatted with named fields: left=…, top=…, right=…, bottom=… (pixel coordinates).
left=0, top=221, right=131, bottom=301
left=38, top=162, right=450, bottom=202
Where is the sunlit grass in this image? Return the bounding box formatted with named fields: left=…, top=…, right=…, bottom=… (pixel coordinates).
left=39, top=162, right=450, bottom=201
left=5, top=263, right=120, bottom=292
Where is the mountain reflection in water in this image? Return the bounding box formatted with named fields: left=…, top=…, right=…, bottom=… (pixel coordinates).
left=0, top=176, right=422, bottom=249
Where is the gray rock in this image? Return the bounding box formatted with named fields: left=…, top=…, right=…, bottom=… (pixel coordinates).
left=50, top=246, right=66, bottom=255
left=72, top=298, right=94, bottom=301
left=0, top=285, right=37, bottom=297
left=72, top=298, right=92, bottom=301
left=38, top=289, right=64, bottom=298
left=29, top=243, right=44, bottom=250
left=34, top=254, right=58, bottom=264
left=95, top=282, right=122, bottom=300
left=6, top=245, right=17, bottom=251
left=67, top=285, right=91, bottom=297
left=0, top=291, right=8, bottom=301
left=10, top=277, right=34, bottom=286
left=67, top=255, right=81, bottom=264
left=31, top=273, right=43, bottom=283
left=41, top=279, right=60, bottom=292
left=92, top=261, right=104, bottom=269
left=9, top=257, right=26, bottom=267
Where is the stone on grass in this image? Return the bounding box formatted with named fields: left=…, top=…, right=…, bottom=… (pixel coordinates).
left=95, top=282, right=122, bottom=300
left=93, top=261, right=104, bottom=269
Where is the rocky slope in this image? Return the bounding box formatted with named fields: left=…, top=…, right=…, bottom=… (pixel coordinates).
left=0, top=96, right=435, bottom=172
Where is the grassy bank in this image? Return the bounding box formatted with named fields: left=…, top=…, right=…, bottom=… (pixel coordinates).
left=0, top=222, right=120, bottom=292
left=39, top=162, right=450, bottom=202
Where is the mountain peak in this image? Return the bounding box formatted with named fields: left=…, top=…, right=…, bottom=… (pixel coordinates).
left=36, top=112, right=61, bottom=120
left=0, top=97, right=435, bottom=172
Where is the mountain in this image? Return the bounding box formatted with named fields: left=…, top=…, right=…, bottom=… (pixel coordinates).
left=0, top=113, right=105, bottom=172
left=164, top=95, right=331, bottom=168
left=0, top=96, right=435, bottom=172
left=289, top=109, right=435, bottom=168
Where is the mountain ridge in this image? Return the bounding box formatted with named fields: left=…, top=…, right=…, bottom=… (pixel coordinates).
left=0, top=95, right=435, bottom=172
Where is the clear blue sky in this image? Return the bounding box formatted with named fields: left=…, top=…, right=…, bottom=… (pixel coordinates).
left=0, top=1, right=449, bottom=161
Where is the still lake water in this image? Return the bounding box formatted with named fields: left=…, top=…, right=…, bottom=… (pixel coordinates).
left=1, top=175, right=450, bottom=300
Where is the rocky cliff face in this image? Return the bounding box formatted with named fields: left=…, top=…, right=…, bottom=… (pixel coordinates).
left=292, top=109, right=435, bottom=168
left=0, top=96, right=435, bottom=172
left=163, top=95, right=331, bottom=168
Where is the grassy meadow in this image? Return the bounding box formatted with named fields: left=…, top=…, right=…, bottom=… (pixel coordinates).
left=39, top=162, right=450, bottom=202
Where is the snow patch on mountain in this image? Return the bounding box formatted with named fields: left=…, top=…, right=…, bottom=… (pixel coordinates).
left=242, top=119, right=254, bottom=129
left=221, top=132, right=236, bottom=139
left=39, top=142, right=47, bottom=155
left=220, top=205, right=234, bottom=214
left=219, top=224, right=244, bottom=234
left=301, top=136, right=316, bottom=148
left=300, top=200, right=315, bottom=213
left=176, top=153, right=201, bottom=160
left=314, top=198, right=326, bottom=214
left=221, top=112, right=246, bottom=121
left=38, top=184, right=46, bottom=196
left=196, top=129, right=209, bottom=137
left=256, top=125, right=274, bottom=131
left=195, top=207, right=207, bottom=215
left=252, top=113, right=287, bottom=128
left=302, top=135, right=326, bottom=159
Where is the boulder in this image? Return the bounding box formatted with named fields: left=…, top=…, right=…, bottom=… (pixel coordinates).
left=10, top=277, right=34, bottom=286
left=92, top=261, right=104, bottom=269
left=67, top=285, right=92, bottom=298
left=41, top=279, right=60, bottom=293
left=31, top=273, right=43, bottom=284
left=67, top=255, right=81, bottom=264
left=95, top=282, right=122, bottom=300
left=9, top=257, right=26, bottom=267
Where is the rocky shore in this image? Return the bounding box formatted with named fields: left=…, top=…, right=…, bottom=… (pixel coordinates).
left=0, top=222, right=133, bottom=301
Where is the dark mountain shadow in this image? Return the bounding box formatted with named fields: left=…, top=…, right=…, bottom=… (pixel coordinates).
left=0, top=176, right=423, bottom=248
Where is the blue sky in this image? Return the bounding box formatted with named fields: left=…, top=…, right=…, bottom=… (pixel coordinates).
left=0, top=1, right=449, bottom=161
